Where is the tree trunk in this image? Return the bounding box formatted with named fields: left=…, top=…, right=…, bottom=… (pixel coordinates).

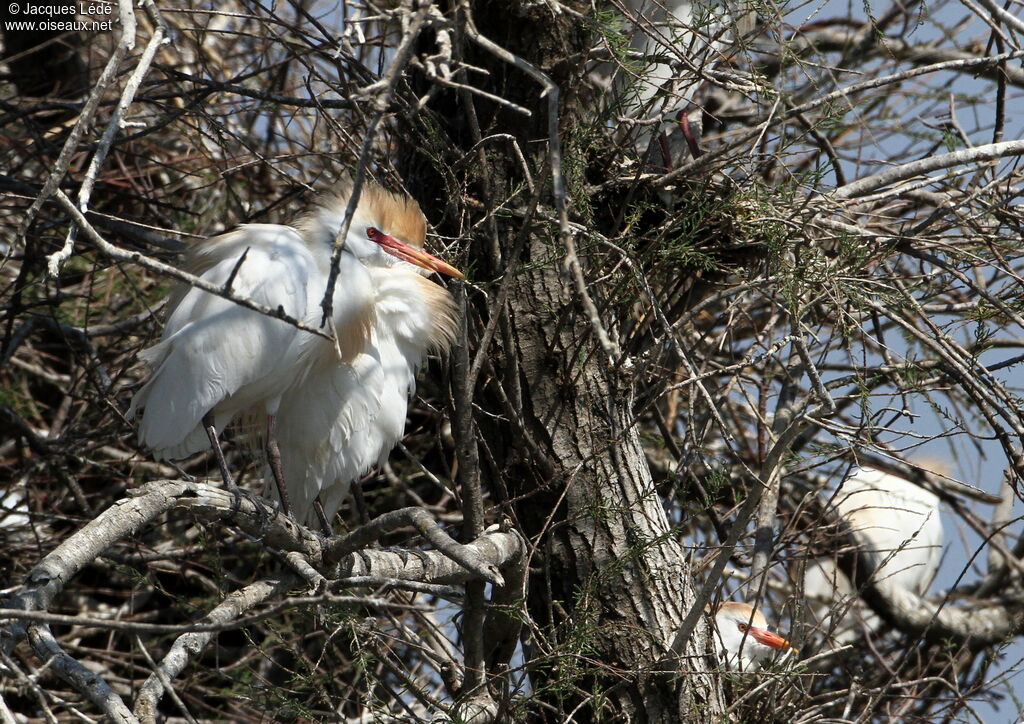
left=499, top=236, right=726, bottom=720
left=401, top=1, right=726, bottom=719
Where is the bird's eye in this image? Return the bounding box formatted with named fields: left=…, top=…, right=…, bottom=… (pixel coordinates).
left=737, top=623, right=748, bottom=632
left=367, top=226, right=381, bottom=240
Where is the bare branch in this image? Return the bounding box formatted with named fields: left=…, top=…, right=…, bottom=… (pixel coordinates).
left=829, top=140, right=1024, bottom=201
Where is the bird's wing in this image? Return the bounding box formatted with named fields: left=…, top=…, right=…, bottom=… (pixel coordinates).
left=129, top=224, right=317, bottom=459
left=802, top=556, right=882, bottom=644
left=270, top=349, right=387, bottom=525
left=266, top=263, right=448, bottom=525
left=837, top=468, right=944, bottom=593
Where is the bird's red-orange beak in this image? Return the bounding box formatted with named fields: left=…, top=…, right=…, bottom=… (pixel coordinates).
left=749, top=626, right=794, bottom=652
left=377, top=233, right=464, bottom=279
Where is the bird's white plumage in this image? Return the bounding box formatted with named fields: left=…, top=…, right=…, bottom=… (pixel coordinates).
left=271, top=262, right=445, bottom=524
left=621, top=0, right=731, bottom=161
left=625, top=1, right=698, bottom=111
left=0, top=486, right=30, bottom=531
left=803, top=466, right=944, bottom=643
left=131, top=182, right=458, bottom=528
left=712, top=602, right=790, bottom=672
left=129, top=224, right=319, bottom=460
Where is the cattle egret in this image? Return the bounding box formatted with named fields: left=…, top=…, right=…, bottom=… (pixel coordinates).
left=622, top=0, right=700, bottom=161
left=621, top=0, right=745, bottom=164
left=712, top=601, right=792, bottom=671
left=129, top=180, right=462, bottom=527
left=803, top=466, right=943, bottom=643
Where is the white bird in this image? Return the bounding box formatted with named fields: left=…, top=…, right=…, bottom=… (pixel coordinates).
left=803, top=466, right=944, bottom=644
left=620, top=0, right=745, bottom=165
left=266, top=186, right=460, bottom=525
left=712, top=601, right=792, bottom=671
left=0, top=485, right=30, bottom=531
left=129, top=180, right=462, bottom=527
left=623, top=0, right=699, bottom=156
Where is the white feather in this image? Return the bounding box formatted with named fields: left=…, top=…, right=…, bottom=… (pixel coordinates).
left=803, top=467, right=943, bottom=644
left=131, top=183, right=456, bottom=528
left=269, top=264, right=441, bottom=526
left=129, top=224, right=319, bottom=460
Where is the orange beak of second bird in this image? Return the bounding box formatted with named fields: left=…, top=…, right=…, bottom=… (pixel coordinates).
left=749, top=626, right=795, bottom=652
left=377, top=233, right=464, bottom=279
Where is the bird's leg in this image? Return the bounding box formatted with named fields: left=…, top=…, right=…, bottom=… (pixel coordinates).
left=657, top=130, right=673, bottom=172
left=168, top=461, right=196, bottom=483
left=312, top=498, right=332, bottom=535
left=202, top=412, right=238, bottom=492
left=676, top=109, right=704, bottom=160
left=265, top=413, right=291, bottom=517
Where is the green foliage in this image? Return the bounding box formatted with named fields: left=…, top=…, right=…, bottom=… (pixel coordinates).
left=566, top=128, right=597, bottom=228
left=585, top=8, right=640, bottom=75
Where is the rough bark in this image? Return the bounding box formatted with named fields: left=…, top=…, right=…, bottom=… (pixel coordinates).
left=400, top=1, right=727, bottom=719
left=502, top=240, right=725, bottom=721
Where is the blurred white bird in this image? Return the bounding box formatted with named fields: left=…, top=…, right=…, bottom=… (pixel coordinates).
left=0, top=486, right=30, bottom=531
left=803, top=466, right=944, bottom=644
left=622, top=0, right=700, bottom=159
left=620, top=0, right=748, bottom=165
left=712, top=601, right=792, bottom=671
left=129, top=180, right=461, bottom=527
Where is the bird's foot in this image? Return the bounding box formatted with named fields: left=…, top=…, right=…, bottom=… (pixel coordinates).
left=265, top=414, right=293, bottom=519
left=168, top=461, right=196, bottom=482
